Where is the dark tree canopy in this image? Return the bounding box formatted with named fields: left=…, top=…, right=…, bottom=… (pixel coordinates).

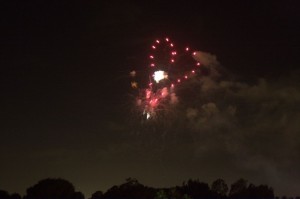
left=229, top=178, right=248, bottom=198
left=211, top=179, right=229, bottom=197
left=181, top=179, right=211, bottom=198
left=24, top=178, right=82, bottom=199
left=104, top=178, right=156, bottom=199
left=247, top=184, right=274, bottom=199
left=0, top=190, right=10, bottom=199
left=1, top=177, right=276, bottom=199
left=90, top=191, right=104, bottom=199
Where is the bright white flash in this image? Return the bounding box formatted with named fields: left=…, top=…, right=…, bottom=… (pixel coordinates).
left=146, top=112, right=151, bottom=119
left=153, top=70, right=168, bottom=83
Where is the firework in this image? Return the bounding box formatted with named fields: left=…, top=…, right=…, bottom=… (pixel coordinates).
left=133, top=37, right=201, bottom=120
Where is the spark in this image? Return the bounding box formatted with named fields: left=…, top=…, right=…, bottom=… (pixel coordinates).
left=146, top=89, right=151, bottom=99
left=131, top=81, right=138, bottom=88
left=129, top=70, right=136, bottom=77
left=147, top=112, right=151, bottom=119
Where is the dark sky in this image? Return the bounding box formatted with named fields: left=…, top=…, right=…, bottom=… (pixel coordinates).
left=1, top=0, right=300, bottom=197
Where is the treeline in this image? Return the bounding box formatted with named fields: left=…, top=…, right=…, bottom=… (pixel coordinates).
left=0, top=177, right=277, bottom=199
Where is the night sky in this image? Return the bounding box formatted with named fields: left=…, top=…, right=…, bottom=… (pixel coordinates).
left=1, top=0, right=300, bottom=197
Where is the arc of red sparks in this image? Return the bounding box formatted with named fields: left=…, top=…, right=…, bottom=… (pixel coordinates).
left=148, top=37, right=201, bottom=89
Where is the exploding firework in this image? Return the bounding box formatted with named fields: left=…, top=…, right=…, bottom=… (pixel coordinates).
left=132, top=37, right=202, bottom=120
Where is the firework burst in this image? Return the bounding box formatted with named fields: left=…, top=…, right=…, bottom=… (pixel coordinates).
left=131, top=37, right=202, bottom=120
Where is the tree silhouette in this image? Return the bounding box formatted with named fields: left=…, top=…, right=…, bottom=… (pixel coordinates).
left=10, top=193, right=21, bottom=199
left=0, top=177, right=277, bottom=199
left=181, top=179, right=211, bottom=199
left=104, top=178, right=155, bottom=199
left=211, top=179, right=228, bottom=197
left=24, top=178, right=82, bottom=199
left=247, top=184, right=274, bottom=198
left=0, top=191, right=21, bottom=199
left=155, top=190, right=168, bottom=199
left=229, top=178, right=248, bottom=198
left=90, top=191, right=104, bottom=199
left=73, top=192, right=85, bottom=199
left=0, top=190, right=10, bottom=199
